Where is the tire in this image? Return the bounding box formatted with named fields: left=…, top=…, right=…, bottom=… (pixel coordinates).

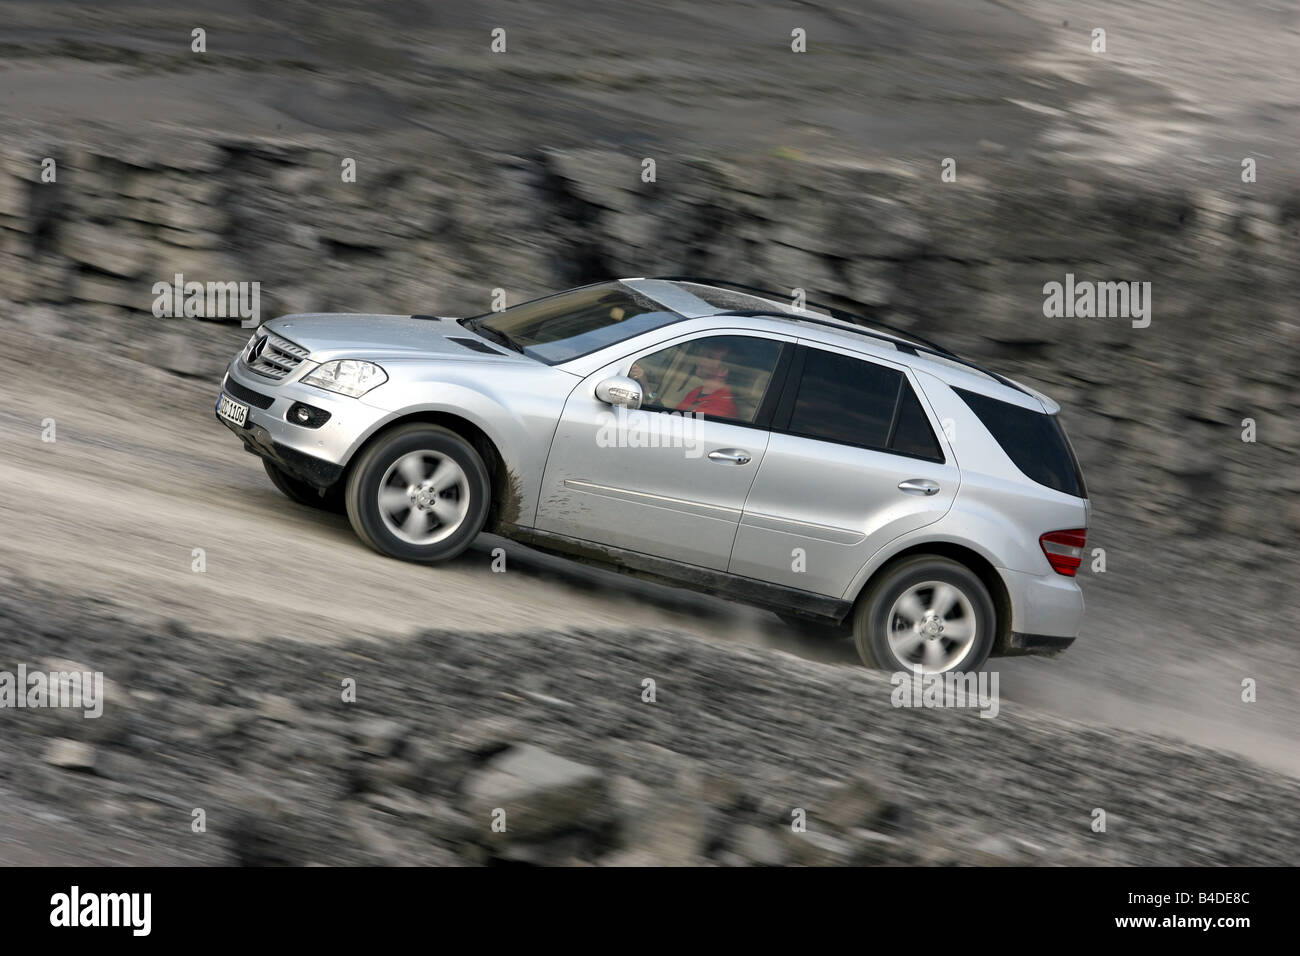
left=264, top=459, right=344, bottom=512
left=852, top=555, right=995, bottom=673
left=344, top=423, right=491, bottom=563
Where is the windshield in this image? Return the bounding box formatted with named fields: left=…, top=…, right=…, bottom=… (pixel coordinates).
left=462, top=281, right=683, bottom=364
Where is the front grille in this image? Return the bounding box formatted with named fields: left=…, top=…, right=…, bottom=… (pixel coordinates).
left=243, top=332, right=310, bottom=380
left=222, top=376, right=274, bottom=409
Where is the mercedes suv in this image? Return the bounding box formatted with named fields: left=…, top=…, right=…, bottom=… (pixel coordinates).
left=215, top=278, right=1089, bottom=674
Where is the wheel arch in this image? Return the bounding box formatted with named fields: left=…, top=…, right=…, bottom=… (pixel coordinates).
left=849, top=541, right=1014, bottom=656
left=339, top=410, right=518, bottom=530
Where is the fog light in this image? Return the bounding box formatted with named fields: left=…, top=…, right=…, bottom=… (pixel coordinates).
left=286, top=402, right=331, bottom=429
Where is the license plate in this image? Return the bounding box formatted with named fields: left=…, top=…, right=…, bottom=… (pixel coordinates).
left=217, top=393, right=249, bottom=427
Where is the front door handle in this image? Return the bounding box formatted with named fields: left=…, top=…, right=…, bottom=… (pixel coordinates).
left=898, top=478, right=940, bottom=496
left=708, top=448, right=752, bottom=465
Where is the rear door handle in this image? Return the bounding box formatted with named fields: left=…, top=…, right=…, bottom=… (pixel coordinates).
left=898, top=478, right=940, bottom=496
left=708, top=448, right=752, bottom=465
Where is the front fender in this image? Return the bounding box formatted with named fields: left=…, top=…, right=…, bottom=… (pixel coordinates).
left=349, top=372, right=572, bottom=527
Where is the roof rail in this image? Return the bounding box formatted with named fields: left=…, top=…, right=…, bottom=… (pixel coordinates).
left=647, top=276, right=1026, bottom=395
left=648, top=275, right=959, bottom=357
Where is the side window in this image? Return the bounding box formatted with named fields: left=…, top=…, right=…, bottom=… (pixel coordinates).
left=628, top=335, right=782, bottom=425
left=784, top=347, right=943, bottom=461
left=954, top=388, right=1084, bottom=496
left=892, top=385, right=944, bottom=460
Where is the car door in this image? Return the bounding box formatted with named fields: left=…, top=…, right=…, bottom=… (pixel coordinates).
left=536, top=331, right=792, bottom=571
left=729, top=341, right=958, bottom=596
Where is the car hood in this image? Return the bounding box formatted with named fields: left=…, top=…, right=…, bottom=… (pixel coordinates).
left=265, top=312, right=523, bottom=363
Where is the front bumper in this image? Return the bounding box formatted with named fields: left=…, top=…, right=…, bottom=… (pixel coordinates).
left=214, top=359, right=384, bottom=491
left=217, top=408, right=344, bottom=489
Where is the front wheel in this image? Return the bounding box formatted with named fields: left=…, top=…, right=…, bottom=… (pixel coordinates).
left=852, top=556, right=995, bottom=673
left=344, top=424, right=491, bottom=563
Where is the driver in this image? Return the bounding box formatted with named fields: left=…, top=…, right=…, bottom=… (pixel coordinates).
left=629, top=340, right=738, bottom=419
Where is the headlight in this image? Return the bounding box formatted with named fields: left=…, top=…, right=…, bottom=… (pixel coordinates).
left=302, top=360, right=388, bottom=398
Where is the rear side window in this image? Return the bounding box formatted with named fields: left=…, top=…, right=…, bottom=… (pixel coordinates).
left=955, top=388, right=1087, bottom=497
left=782, top=348, right=944, bottom=461
left=892, top=385, right=944, bottom=460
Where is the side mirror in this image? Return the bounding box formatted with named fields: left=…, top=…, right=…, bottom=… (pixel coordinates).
left=595, top=376, right=643, bottom=409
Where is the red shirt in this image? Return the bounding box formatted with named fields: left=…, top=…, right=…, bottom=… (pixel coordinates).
left=677, top=385, right=737, bottom=419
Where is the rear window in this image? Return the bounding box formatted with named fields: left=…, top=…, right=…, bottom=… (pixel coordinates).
left=955, top=388, right=1087, bottom=498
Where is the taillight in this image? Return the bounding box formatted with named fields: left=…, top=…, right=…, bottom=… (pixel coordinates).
left=1040, top=529, right=1087, bottom=576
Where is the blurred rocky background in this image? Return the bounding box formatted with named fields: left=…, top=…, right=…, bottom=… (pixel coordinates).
left=3, top=0, right=1297, bottom=561
left=1, top=0, right=1298, bottom=863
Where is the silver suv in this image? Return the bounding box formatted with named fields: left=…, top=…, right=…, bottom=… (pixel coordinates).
left=216, top=278, right=1089, bottom=673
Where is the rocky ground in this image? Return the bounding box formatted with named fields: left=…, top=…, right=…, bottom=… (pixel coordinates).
left=0, top=0, right=1297, bottom=864
left=3, top=578, right=1298, bottom=867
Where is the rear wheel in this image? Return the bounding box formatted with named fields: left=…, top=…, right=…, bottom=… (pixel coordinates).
left=852, top=556, right=995, bottom=673
left=344, top=423, right=490, bottom=563
left=263, top=459, right=343, bottom=512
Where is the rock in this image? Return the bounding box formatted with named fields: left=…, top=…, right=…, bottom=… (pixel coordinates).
left=601, top=848, right=677, bottom=866
left=59, top=221, right=148, bottom=278
left=27, top=659, right=130, bottom=745
left=846, top=828, right=907, bottom=865
left=352, top=717, right=410, bottom=758
left=966, top=834, right=1025, bottom=866
left=447, top=715, right=529, bottom=760
left=821, top=773, right=892, bottom=830
left=462, top=744, right=606, bottom=842
left=522, top=690, right=573, bottom=708
left=353, top=756, right=420, bottom=794
left=681, top=769, right=745, bottom=809
left=733, top=824, right=789, bottom=866
left=224, top=785, right=332, bottom=866
left=491, top=829, right=604, bottom=865
left=784, top=829, right=854, bottom=866
left=43, top=739, right=97, bottom=773
left=157, top=330, right=208, bottom=378
left=0, top=165, right=23, bottom=219
left=10, top=305, right=72, bottom=338
left=72, top=273, right=146, bottom=311
left=613, top=784, right=711, bottom=865
left=201, top=706, right=249, bottom=741
left=362, top=790, right=438, bottom=820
